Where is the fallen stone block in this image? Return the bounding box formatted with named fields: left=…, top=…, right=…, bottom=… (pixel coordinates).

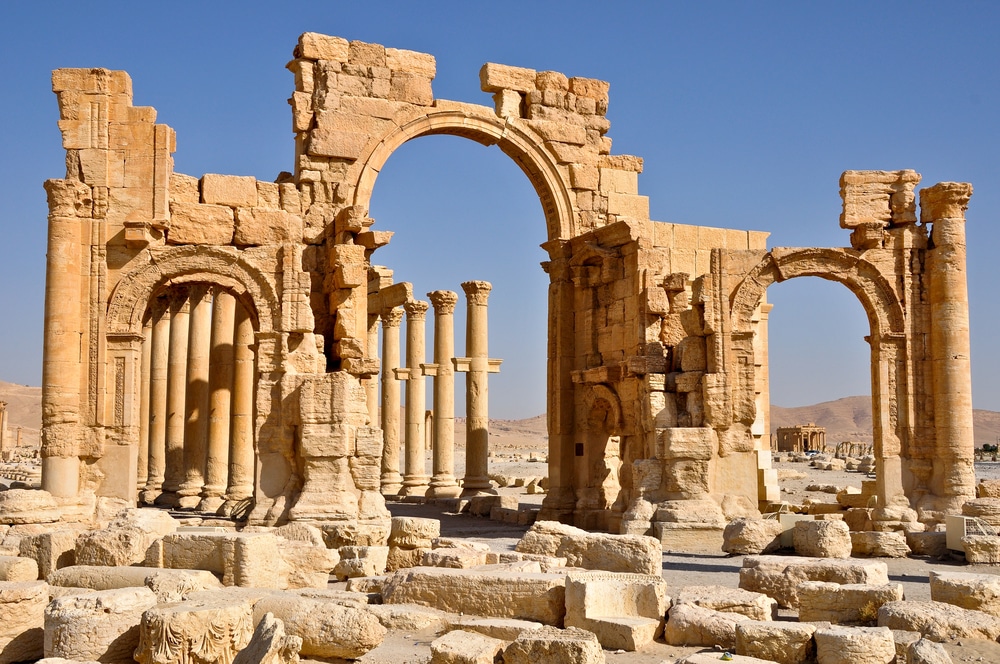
left=906, top=531, right=948, bottom=558
left=930, top=570, right=1000, bottom=617
left=367, top=603, right=450, bottom=631
left=814, top=625, right=895, bottom=664
left=429, top=629, right=504, bottom=664
left=432, top=537, right=491, bottom=552
left=388, top=516, right=440, bottom=548
left=446, top=616, right=543, bottom=641
left=564, top=571, right=668, bottom=651
left=736, top=621, right=816, bottom=664
left=422, top=547, right=489, bottom=569
left=907, top=637, right=954, bottom=664
left=664, top=602, right=751, bottom=649
left=387, top=545, right=432, bottom=571
left=672, top=584, right=776, bottom=621
left=275, top=538, right=338, bottom=589
left=74, top=508, right=178, bottom=567
left=515, top=520, right=661, bottom=575
left=877, top=600, right=1000, bottom=642
left=253, top=592, right=386, bottom=659
left=483, top=551, right=567, bottom=571
left=44, top=587, right=157, bottom=664
left=48, top=565, right=223, bottom=602
left=19, top=531, right=77, bottom=580
left=676, top=655, right=780, bottom=664
left=136, top=596, right=254, bottom=664
left=232, top=612, right=301, bottom=664
left=467, top=495, right=517, bottom=518
left=0, top=490, right=60, bottom=525
left=739, top=555, right=890, bottom=608
left=502, top=626, right=604, bottom=664
left=797, top=581, right=903, bottom=624
left=0, top=580, right=47, bottom=664
left=344, top=575, right=387, bottom=594
left=382, top=566, right=566, bottom=625
left=962, top=498, right=1000, bottom=527
left=151, top=531, right=285, bottom=587
left=792, top=520, right=851, bottom=558
left=962, top=535, right=1000, bottom=564
left=850, top=531, right=910, bottom=558
left=0, top=555, right=38, bottom=581
left=722, top=518, right=784, bottom=555
left=334, top=545, right=388, bottom=579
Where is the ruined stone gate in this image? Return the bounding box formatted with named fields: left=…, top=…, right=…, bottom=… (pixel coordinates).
left=40, top=32, right=975, bottom=539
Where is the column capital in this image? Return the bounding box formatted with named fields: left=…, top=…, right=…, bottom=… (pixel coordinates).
left=428, top=290, right=458, bottom=314
left=381, top=306, right=404, bottom=328
left=920, top=182, right=973, bottom=222
left=461, top=280, right=493, bottom=305
left=403, top=300, right=429, bottom=320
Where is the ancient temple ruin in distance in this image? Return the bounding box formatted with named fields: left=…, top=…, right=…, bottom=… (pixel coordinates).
left=40, top=32, right=975, bottom=541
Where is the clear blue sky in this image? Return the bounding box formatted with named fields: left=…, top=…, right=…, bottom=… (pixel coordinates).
left=1, top=2, right=998, bottom=417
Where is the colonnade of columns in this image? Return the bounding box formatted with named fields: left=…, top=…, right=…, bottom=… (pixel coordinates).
left=375, top=281, right=501, bottom=500
left=137, top=284, right=256, bottom=514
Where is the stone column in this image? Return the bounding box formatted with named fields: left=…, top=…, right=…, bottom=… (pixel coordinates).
left=201, top=289, right=236, bottom=513
left=177, top=285, right=213, bottom=509
left=924, top=181, right=976, bottom=511
left=426, top=290, right=461, bottom=499
left=379, top=307, right=404, bottom=495
left=0, top=402, right=7, bottom=461
left=225, top=301, right=255, bottom=510
left=159, top=288, right=190, bottom=506
left=143, top=296, right=170, bottom=504
left=365, top=313, right=380, bottom=425
left=400, top=300, right=429, bottom=497
left=137, top=317, right=153, bottom=493
left=458, top=281, right=501, bottom=496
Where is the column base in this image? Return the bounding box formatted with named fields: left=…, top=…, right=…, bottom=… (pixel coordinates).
left=176, top=495, right=202, bottom=510
left=426, top=480, right=462, bottom=500
left=380, top=472, right=403, bottom=497
left=198, top=495, right=225, bottom=514
left=460, top=486, right=497, bottom=498
left=154, top=491, right=180, bottom=508
left=399, top=477, right=430, bottom=497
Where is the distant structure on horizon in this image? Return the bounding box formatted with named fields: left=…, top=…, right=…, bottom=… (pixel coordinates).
left=774, top=424, right=826, bottom=454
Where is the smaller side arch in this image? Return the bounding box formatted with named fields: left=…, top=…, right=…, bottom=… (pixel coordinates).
left=106, top=245, right=281, bottom=336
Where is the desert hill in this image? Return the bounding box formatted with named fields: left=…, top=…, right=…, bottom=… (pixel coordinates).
left=0, top=380, right=41, bottom=448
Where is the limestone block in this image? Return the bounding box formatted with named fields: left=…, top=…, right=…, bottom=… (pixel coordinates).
left=422, top=547, right=489, bottom=569
left=663, top=602, right=750, bottom=649
left=907, top=531, right=948, bottom=558
left=44, top=587, right=157, bottom=663
left=296, top=33, right=348, bottom=62
left=333, top=545, right=388, bottom=579
left=432, top=537, right=491, bottom=552
left=135, top=597, right=254, bottom=664
left=0, top=489, right=60, bottom=524
left=0, top=555, right=38, bottom=581
left=907, top=638, right=954, bottom=664
left=930, top=570, right=1000, bottom=617
left=0, top=581, right=47, bottom=664
left=792, top=520, right=851, bottom=558
left=144, top=569, right=226, bottom=602
left=677, top=655, right=779, bottom=664
left=978, top=480, right=1000, bottom=498
left=722, top=518, right=784, bottom=555
left=167, top=202, right=234, bottom=245
left=739, top=556, right=890, bottom=609
left=564, top=572, right=668, bottom=651
left=48, top=565, right=222, bottom=601
left=19, top=531, right=76, bottom=580
left=429, top=629, right=504, bottom=664
left=308, top=127, right=368, bottom=160
left=502, top=626, right=604, bottom=664
left=479, top=63, right=536, bottom=93
left=877, top=600, right=1000, bottom=641
left=797, top=581, right=903, bottom=624
left=388, top=516, right=441, bottom=548
left=382, top=567, right=566, bottom=625
left=385, top=47, right=436, bottom=77
left=850, top=531, right=910, bottom=558
left=659, top=427, right=716, bottom=460
left=735, top=621, right=816, bottom=664
left=515, top=521, right=661, bottom=575
left=387, top=545, right=431, bottom=571
left=446, top=616, right=543, bottom=642
left=962, top=535, right=1000, bottom=563
left=201, top=174, right=258, bottom=207
left=389, top=72, right=433, bottom=105
left=156, top=531, right=285, bottom=588
left=276, top=539, right=338, bottom=589
left=75, top=508, right=177, bottom=567
left=232, top=612, right=301, bottom=664
left=468, top=495, right=517, bottom=517
left=367, top=603, right=449, bottom=631
left=672, top=585, right=776, bottom=621
left=814, top=625, right=895, bottom=664
left=252, top=593, right=385, bottom=659
left=234, top=209, right=299, bottom=246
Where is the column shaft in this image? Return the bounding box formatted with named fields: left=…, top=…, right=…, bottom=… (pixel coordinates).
left=380, top=307, right=404, bottom=495
left=427, top=290, right=460, bottom=499
left=201, top=289, right=236, bottom=513
left=461, top=281, right=496, bottom=496
left=159, top=288, right=190, bottom=506
left=225, top=301, right=255, bottom=508
left=178, top=285, right=213, bottom=509
left=143, top=296, right=170, bottom=503
left=401, top=300, right=429, bottom=496
left=137, top=317, right=153, bottom=493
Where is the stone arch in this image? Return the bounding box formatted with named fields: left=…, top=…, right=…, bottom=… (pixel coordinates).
left=106, top=245, right=280, bottom=336
left=731, top=247, right=905, bottom=338
left=349, top=108, right=576, bottom=242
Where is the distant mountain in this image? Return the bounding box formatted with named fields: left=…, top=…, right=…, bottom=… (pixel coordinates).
left=771, top=395, right=1000, bottom=448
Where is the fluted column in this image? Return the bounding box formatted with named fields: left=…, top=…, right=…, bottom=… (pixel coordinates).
left=137, top=316, right=153, bottom=493
left=458, top=281, right=501, bottom=496
left=224, top=300, right=255, bottom=511
left=426, top=290, right=461, bottom=499
left=924, top=181, right=976, bottom=511
left=158, top=288, right=190, bottom=506
left=200, top=289, right=236, bottom=513
left=380, top=307, right=404, bottom=495
left=177, top=285, right=213, bottom=509
left=400, top=300, right=429, bottom=497
left=142, top=296, right=170, bottom=504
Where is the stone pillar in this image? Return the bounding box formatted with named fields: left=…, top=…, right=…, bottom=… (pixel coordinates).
left=201, top=289, right=236, bottom=513
left=225, top=301, right=255, bottom=510
left=365, top=313, right=380, bottom=425
left=924, top=181, right=976, bottom=511
left=426, top=290, right=461, bottom=499
left=142, top=296, right=170, bottom=504
left=178, top=285, right=213, bottom=509
left=159, top=288, right=190, bottom=506
left=400, top=300, right=429, bottom=497
left=380, top=307, right=404, bottom=495
left=0, top=402, right=6, bottom=461
left=457, top=281, right=502, bottom=497
left=137, top=317, right=153, bottom=493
